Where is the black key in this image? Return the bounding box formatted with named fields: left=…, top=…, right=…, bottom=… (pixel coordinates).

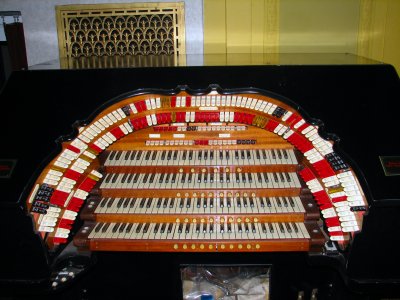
left=119, top=223, right=127, bottom=233
left=94, top=222, right=103, bottom=233
left=179, top=198, right=184, bottom=208
left=283, top=149, right=289, bottom=159
left=219, top=150, right=223, bottom=160
left=241, top=150, right=245, bottom=159
left=248, top=173, right=253, bottom=183
left=285, top=172, right=292, bottom=182
left=235, top=150, right=239, bottom=160
left=271, top=149, right=276, bottom=160
left=203, top=197, right=207, bottom=208
left=282, top=197, right=288, bottom=207
left=106, top=198, right=113, bottom=208
left=279, top=173, right=285, bottom=182
left=142, top=173, right=149, bottom=183
left=171, top=173, right=176, bottom=183
left=236, top=173, right=240, bottom=183
left=237, top=223, right=243, bottom=233
left=111, top=173, right=118, bottom=184
left=136, top=223, right=143, bottom=233
left=104, top=173, right=112, bottom=184
left=246, top=150, right=251, bottom=159
left=133, top=173, right=140, bottom=183
left=187, top=173, right=192, bottom=183
left=157, top=198, right=162, bottom=208
left=219, top=198, right=224, bottom=208
left=225, top=150, right=230, bottom=160
left=160, top=223, right=166, bottom=233
left=162, top=198, right=168, bottom=208
left=236, top=197, right=241, bottom=207
left=178, top=224, right=183, bottom=233
left=127, top=173, right=134, bottom=183
left=244, top=223, right=249, bottom=233
left=186, top=198, right=191, bottom=208
left=197, top=173, right=202, bottom=183
left=146, top=198, right=152, bottom=208
left=210, top=150, right=214, bottom=160
left=109, top=151, right=116, bottom=160
left=209, top=198, right=214, bottom=208
left=243, top=197, right=248, bottom=207
left=220, top=173, right=224, bottom=183
left=288, top=197, right=295, bottom=207
left=203, top=173, right=207, bottom=183
left=130, top=150, right=137, bottom=160
left=256, top=150, right=261, bottom=160
left=263, top=173, right=269, bottom=183
left=117, top=198, right=125, bottom=208
left=210, top=173, right=214, bottom=183
left=169, top=198, right=174, bottom=208
left=154, top=223, right=160, bottom=233
left=126, top=223, right=133, bottom=233
left=124, top=151, right=131, bottom=160
left=285, top=223, right=292, bottom=233
left=173, top=151, right=178, bottom=160
left=102, top=223, right=110, bottom=233
left=266, top=197, right=272, bottom=207
left=151, top=151, right=157, bottom=160
left=100, top=198, right=107, bottom=208
left=165, top=173, right=170, bottom=183
left=198, top=150, right=202, bottom=160
left=204, top=150, right=208, bottom=160
left=185, top=223, right=190, bottom=234
left=161, top=151, right=166, bottom=160
left=167, top=150, right=172, bottom=160
left=261, top=223, right=267, bottom=233
left=277, top=149, right=282, bottom=159
left=136, top=151, right=142, bottom=160
left=121, top=173, right=128, bottom=184
left=143, top=223, right=150, bottom=233
left=149, top=173, right=155, bottom=183
left=182, top=150, right=187, bottom=160
left=260, top=197, right=265, bottom=208
left=196, top=197, right=201, bottom=208
left=268, top=223, right=274, bottom=233
left=209, top=224, right=214, bottom=233
left=188, top=150, right=193, bottom=160
left=276, top=197, right=282, bottom=207
left=227, top=197, right=231, bottom=208
left=292, top=222, right=299, bottom=233
left=226, top=173, right=230, bottom=183
left=279, top=223, right=285, bottom=233
left=167, top=223, right=173, bottom=233
left=262, top=149, right=267, bottom=159
left=159, top=173, right=165, bottom=183
left=257, top=173, right=262, bottom=183
left=227, top=223, right=232, bottom=233
left=145, top=151, right=151, bottom=160
left=139, top=198, right=146, bottom=208
left=181, top=173, right=186, bottom=183
left=129, top=198, right=136, bottom=208
left=112, top=223, right=120, bottom=233
left=249, top=197, right=254, bottom=207
left=196, top=224, right=200, bottom=233
left=241, top=173, right=246, bottom=183
left=115, top=151, right=122, bottom=161
left=273, top=173, right=279, bottom=183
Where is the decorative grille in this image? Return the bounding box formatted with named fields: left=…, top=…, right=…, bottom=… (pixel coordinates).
left=56, top=3, right=185, bottom=62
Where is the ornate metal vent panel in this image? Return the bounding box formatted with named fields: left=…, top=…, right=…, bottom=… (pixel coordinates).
left=56, top=3, right=185, bottom=61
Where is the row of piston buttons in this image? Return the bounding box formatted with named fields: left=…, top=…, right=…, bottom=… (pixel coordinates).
left=173, top=243, right=262, bottom=250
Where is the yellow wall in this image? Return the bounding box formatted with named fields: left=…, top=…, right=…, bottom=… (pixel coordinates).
left=204, top=0, right=400, bottom=74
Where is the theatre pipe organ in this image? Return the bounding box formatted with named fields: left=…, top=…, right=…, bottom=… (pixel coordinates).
left=25, top=86, right=368, bottom=253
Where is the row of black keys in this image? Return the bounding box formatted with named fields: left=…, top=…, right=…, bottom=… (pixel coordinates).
left=108, top=149, right=290, bottom=162
left=98, top=196, right=297, bottom=209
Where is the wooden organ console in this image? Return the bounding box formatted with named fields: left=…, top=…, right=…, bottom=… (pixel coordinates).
left=1, top=60, right=399, bottom=299
left=27, top=86, right=367, bottom=254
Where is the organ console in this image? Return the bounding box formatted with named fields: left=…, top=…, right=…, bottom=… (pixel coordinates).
left=1, top=56, right=399, bottom=299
